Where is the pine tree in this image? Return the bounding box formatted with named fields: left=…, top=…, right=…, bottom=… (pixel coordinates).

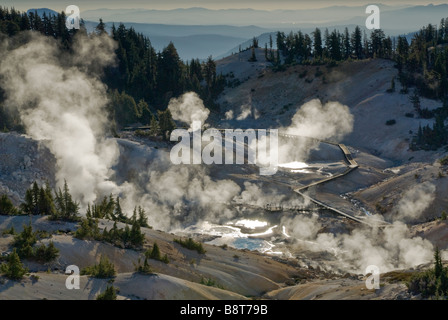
left=14, top=223, right=37, bottom=258
left=410, top=89, right=422, bottom=115
left=33, top=241, right=59, bottom=262
left=86, top=204, right=92, bottom=218
left=157, top=109, right=176, bottom=141
left=102, top=227, right=110, bottom=242
left=157, top=42, right=183, bottom=101
left=54, top=180, right=79, bottom=221
left=0, top=248, right=27, bottom=280
left=132, top=207, right=138, bottom=223
left=203, top=56, right=217, bottom=89
left=20, top=182, right=56, bottom=216
left=44, top=183, right=56, bottom=214
left=137, top=99, right=153, bottom=125
left=434, top=246, right=443, bottom=278
left=248, top=46, right=257, bottom=62
left=149, top=242, right=161, bottom=260
left=95, top=18, right=107, bottom=35
left=105, top=194, right=116, bottom=220
left=370, top=29, right=386, bottom=58
left=328, top=30, right=342, bottom=61
left=149, top=117, right=160, bottom=136
left=351, top=26, right=363, bottom=59
left=130, top=220, right=144, bottom=247
left=111, top=91, right=139, bottom=127
left=269, top=34, right=274, bottom=61
left=97, top=255, right=116, bottom=278
left=38, top=185, right=55, bottom=216
left=74, top=216, right=101, bottom=240
left=343, top=27, right=351, bottom=59
left=96, top=285, right=117, bottom=300
left=44, top=241, right=59, bottom=261
left=31, top=182, right=40, bottom=214
left=21, top=189, right=34, bottom=215
left=136, top=256, right=152, bottom=274
left=111, top=221, right=119, bottom=240
left=323, top=28, right=330, bottom=57
left=82, top=255, right=116, bottom=278
left=114, top=197, right=127, bottom=223
left=312, top=28, right=323, bottom=58
left=397, top=36, right=409, bottom=59
left=0, top=194, right=19, bottom=215
left=122, top=224, right=131, bottom=246
left=138, top=206, right=149, bottom=228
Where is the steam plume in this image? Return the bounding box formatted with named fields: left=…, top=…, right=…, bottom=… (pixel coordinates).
left=168, top=92, right=210, bottom=129
left=0, top=32, right=119, bottom=205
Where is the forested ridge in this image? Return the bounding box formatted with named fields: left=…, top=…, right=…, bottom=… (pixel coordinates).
left=0, top=7, right=224, bottom=138
left=1, top=7, right=448, bottom=149
left=269, top=23, right=448, bottom=150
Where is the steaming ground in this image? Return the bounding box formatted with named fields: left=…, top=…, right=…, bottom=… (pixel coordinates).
left=1, top=36, right=448, bottom=299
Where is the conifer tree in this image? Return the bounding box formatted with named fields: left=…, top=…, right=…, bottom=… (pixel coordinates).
left=54, top=180, right=79, bottom=221
left=31, top=182, right=40, bottom=214
left=149, top=117, right=160, bottom=136
left=136, top=256, right=152, bottom=274
left=157, top=42, right=183, bottom=100
left=343, top=27, right=351, bottom=59
left=0, top=248, right=27, bottom=280
left=434, top=246, right=443, bottom=278
left=249, top=46, right=257, bottom=62
left=22, top=189, right=34, bottom=215
left=122, top=224, right=131, bottom=245
left=130, top=219, right=144, bottom=247
left=38, top=185, right=55, bottom=216
left=312, top=28, right=323, bottom=58
left=410, top=89, right=422, bottom=115
left=82, top=255, right=116, bottom=278
left=111, top=221, right=119, bottom=240
left=138, top=206, right=149, bottom=228
left=96, top=285, right=117, bottom=300
left=0, top=194, right=18, bottom=215
left=149, top=242, right=161, bottom=260
left=351, top=26, right=363, bottom=59
left=157, top=109, right=176, bottom=141
left=95, top=18, right=107, bottom=35
left=14, top=223, right=37, bottom=258
left=114, top=197, right=127, bottom=222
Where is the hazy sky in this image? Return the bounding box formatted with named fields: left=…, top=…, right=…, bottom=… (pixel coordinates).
left=2, top=0, right=446, bottom=11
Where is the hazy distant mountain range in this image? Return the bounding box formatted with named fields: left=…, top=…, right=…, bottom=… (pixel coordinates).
left=27, top=4, right=448, bottom=60
left=79, top=4, right=446, bottom=31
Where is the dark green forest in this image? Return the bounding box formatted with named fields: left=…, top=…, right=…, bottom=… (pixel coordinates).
left=0, top=7, right=447, bottom=149
left=0, top=7, right=225, bottom=139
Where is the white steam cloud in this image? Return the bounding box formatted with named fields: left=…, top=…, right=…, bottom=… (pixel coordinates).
left=236, top=104, right=253, bottom=121
left=282, top=181, right=436, bottom=273
left=234, top=181, right=310, bottom=208
left=273, top=99, right=354, bottom=164
left=285, top=99, right=354, bottom=140
left=168, top=92, right=210, bottom=129
left=0, top=32, right=120, bottom=205
left=394, top=182, right=436, bottom=223
left=225, top=110, right=234, bottom=120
